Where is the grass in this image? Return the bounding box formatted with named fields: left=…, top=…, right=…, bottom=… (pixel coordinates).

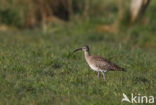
left=0, top=2, right=156, bottom=105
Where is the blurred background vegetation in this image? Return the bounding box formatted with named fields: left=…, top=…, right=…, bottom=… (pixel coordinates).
left=0, top=0, right=152, bottom=31
left=0, top=0, right=102, bottom=28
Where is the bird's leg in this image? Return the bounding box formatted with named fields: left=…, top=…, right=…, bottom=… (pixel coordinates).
left=97, top=72, right=100, bottom=78
left=102, top=71, right=106, bottom=80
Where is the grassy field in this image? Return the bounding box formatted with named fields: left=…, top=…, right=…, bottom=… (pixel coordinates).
left=0, top=1, right=156, bottom=105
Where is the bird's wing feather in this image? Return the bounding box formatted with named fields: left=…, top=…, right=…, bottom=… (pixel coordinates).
left=91, top=56, right=124, bottom=71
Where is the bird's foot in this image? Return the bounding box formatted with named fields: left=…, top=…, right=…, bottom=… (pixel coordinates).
left=102, top=71, right=106, bottom=81
left=97, top=72, right=100, bottom=78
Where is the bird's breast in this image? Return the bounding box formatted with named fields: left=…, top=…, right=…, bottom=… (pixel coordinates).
left=88, top=64, right=99, bottom=71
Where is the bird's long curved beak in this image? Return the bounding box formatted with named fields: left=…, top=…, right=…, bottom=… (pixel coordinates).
left=72, top=48, right=82, bottom=53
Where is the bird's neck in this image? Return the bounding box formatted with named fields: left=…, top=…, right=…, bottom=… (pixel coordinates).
left=84, top=51, right=90, bottom=58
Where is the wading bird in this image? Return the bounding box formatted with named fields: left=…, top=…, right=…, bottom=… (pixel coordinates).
left=73, top=45, right=126, bottom=80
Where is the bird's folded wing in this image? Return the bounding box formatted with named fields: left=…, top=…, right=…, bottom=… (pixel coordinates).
left=91, top=56, right=123, bottom=71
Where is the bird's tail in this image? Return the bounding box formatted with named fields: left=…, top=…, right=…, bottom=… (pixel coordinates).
left=120, top=68, right=126, bottom=72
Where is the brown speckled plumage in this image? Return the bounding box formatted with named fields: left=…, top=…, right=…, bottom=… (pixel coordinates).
left=89, top=55, right=125, bottom=71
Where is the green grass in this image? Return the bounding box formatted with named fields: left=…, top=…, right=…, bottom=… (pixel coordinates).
left=0, top=2, right=156, bottom=105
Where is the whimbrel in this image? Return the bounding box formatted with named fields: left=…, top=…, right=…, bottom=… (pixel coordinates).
left=73, top=45, right=126, bottom=80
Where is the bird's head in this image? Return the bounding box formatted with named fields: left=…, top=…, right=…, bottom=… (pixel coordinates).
left=73, top=45, right=89, bottom=53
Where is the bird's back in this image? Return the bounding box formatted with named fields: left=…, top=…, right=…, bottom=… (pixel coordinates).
left=88, top=55, right=125, bottom=71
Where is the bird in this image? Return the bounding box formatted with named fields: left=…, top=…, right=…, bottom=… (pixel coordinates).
left=72, top=45, right=126, bottom=80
